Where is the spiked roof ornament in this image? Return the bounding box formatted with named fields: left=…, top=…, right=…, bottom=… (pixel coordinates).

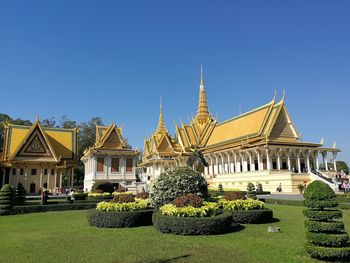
left=156, top=97, right=167, bottom=133
left=195, top=65, right=212, bottom=124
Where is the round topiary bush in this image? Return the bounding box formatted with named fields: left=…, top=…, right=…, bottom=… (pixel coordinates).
left=152, top=211, right=233, bottom=235
left=87, top=209, right=154, bottom=228
left=150, top=166, right=208, bottom=208
left=0, top=184, right=15, bottom=215
left=303, top=180, right=350, bottom=261
left=110, top=194, right=135, bottom=204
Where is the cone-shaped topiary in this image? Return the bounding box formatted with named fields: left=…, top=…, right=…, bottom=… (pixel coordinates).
left=0, top=184, right=15, bottom=215
left=247, top=183, right=256, bottom=199
left=217, top=184, right=224, bottom=196
left=303, top=180, right=350, bottom=261
left=150, top=166, right=208, bottom=208
left=15, top=183, right=26, bottom=205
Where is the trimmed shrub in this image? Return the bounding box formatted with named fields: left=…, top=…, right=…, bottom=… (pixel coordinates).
left=223, top=191, right=246, bottom=201
left=152, top=211, right=233, bottom=235
left=13, top=203, right=97, bottom=215
left=92, top=182, right=114, bottom=194
left=160, top=202, right=219, bottom=217
left=15, top=183, right=26, bottom=205
left=150, top=166, right=208, bottom=208
left=88, top=209, right=153, bottom=228
left=217, top=184, right=224, bottom=196
left=305, top=221, right=345, bottom=233
left=110, top=194, right=135, bottom=204
left=303, top=180, right=350, bottom=261
left=173, top=194, right=203, bottom=208
left=231, top=209, right=273, bottom=224
left=246, top=183, right=256, bottom=199
left=136, top=192, right=149, bottom=199
left=0, top=184, right=15, bottom=215
left=96, top=199, right=149, bottom=212
left=219, top=199, right=265, bottom=211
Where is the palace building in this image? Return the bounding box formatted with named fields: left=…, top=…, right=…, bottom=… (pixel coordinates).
left=82, top=124, right=138, bottom=192
left=140, top=67, right=340, bottom=192
left=0, top=119, right=78, bottom=193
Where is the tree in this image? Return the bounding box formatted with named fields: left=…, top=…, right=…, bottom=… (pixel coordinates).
left=336, top=161, right=349, bottom=174
left=59, top=115, right=77, bottom=129
left=186, top=149, right=208, bottom=173
left=303, top=181, right=350, bottom=261
left=41, top=117, right=57, bottom=128
left=247, top=183, right=256, bottom=199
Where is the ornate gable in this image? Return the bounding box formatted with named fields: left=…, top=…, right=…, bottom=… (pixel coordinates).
left=268, top=105, right=299, bottom=140
left=96, top=124, right=125, bottom=150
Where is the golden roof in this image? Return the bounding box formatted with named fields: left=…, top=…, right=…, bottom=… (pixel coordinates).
left=1, top=119, right=78, bottom=164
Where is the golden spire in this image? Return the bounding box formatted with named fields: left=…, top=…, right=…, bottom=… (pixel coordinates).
left=195, top=65, right=211, bottom=124
left=156, top=97, right=167, bottom=133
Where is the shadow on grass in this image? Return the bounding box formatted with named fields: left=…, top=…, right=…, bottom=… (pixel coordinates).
left=136, top=254, right=191, bottom=263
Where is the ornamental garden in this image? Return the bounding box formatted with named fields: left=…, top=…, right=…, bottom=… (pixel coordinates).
left=1, top=166, right=350, bottom=262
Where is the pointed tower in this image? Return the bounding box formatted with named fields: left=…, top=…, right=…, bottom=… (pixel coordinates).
left=156, top=98, right=167, bottom=134
left=195, top=65, right=212, bottom=124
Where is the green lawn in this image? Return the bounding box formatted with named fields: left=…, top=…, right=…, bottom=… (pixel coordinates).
left=0, top=205, right=349, bottom=263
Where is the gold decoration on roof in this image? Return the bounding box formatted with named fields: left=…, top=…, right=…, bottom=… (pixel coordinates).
left=195, top=65, right=212, bottom=125
left=156, top=98, right=167, bottom=134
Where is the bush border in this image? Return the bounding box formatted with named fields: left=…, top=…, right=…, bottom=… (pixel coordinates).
left=230, top=209, right=273, bottom=224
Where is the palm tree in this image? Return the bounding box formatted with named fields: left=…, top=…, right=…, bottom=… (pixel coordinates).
left=186, top=149, right=208, bottom=173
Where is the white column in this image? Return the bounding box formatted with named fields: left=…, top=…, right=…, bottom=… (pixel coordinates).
left=277, top=154, right=281, bottom=171
left=306, top=152, right=311, bottom=173
left=241, top=153, right=248, bottom=172
left=255, top=150, right=262, bottom=171
left=220, top=153, right=224, bottom=174
left=233, top=151, right=238, bottom=173
left=323, top=152, right=328, bottom=171
left=47, top=168, right=50, bottom=188
left=265, top=148, right=271, bottom=172
left=226, top=152, right=231, bottom=173
left=54, top=169, right=57, bottom=188
left=248, top=152, right=253, bottom=172
left=333, top=152, right=337, bottom=172
left=287, top=150, right=291, bottom=171
left=297, top=150, right=301, bottom=174
left=59, top=171, right=63, bottom=189
left=214, top=155, right=219, bottom=175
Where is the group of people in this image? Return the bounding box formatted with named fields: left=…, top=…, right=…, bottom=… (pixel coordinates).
left=332, top=171, right=349, bottom=193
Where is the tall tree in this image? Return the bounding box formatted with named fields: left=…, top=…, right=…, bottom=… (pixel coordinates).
left=186, top=148, right=208, bottom=173
left=59, top=115, right=77, bottom=129
left=41, top=117, right=56, bottom=128
left=336, top=161, right=349, bottom=174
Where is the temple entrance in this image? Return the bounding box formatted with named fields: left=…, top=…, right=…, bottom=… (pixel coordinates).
left=281, top=159, right=288, bottom=169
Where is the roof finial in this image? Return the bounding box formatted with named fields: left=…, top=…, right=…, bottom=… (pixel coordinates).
left=282, top=89, right=286, bottom=101
left=35, top=115, right=40, bottom=122
left=156, top=97, right=167, bottom=134
left=200, top=64, right=204, bottom=86
left=272, top=90, right=277, bottom=102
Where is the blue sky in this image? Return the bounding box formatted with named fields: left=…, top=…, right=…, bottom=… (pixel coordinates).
left=1, top=1, right=349, bottom=163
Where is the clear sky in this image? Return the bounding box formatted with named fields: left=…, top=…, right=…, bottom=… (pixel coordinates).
left=1, top=1, right=349, bottom=163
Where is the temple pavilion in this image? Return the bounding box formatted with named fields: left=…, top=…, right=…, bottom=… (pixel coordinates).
left=82, top=124, right=138, bottom=192
left=0, top=119, right=78, bottom=193
left=140, top=67, right=340, bottom=192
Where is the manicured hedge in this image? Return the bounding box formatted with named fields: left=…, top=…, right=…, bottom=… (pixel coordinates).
left=231, top=209, right=273, bottom=224
left=304, top=199, right=339, bottom=210
left=87, top=209, right=153, bottom=228
left=11, top=203, right=97, bottom=215
left=305, top=220, right=345, bottom=233
left=303, top=210, right=342, bottom=221
left=152, top=211, right=233, bottom=235
left=306, top=232, right=349, bottom=247
left=305, top=245, right=350, bottom=261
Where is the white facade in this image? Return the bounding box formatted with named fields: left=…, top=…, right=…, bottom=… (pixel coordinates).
left=83, top=154, right=137, bottom=192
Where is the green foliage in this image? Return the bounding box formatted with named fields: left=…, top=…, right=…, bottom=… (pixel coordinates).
left=150, top=166, right=208, bottom=208
left=92, top=181, right=114, bottom=194
left=305, top=220, right=345, bottom=233
left=297, top=183, right=305, bottom=194
left=303, top=180, right=350, bottom=261
left=0, top=184, right=15, bottom=214
left=152, top=211, right=233, bottom=235
left=256, top=183, right=263, bottom=193
left=96, top=199, right=149, bottom=212
left=306, top=232, right=349, bottom=247
left=304, top=180, right=336, bottom=201
left=88, top=192, right=112, bottom=198
left=159, top=202, right=219, bottom=217
left=336, top=161, right=349, bottom=174
left=246, top=183, right=256, bottom=199
left=12, top=203, right=97, bottom=215
left=15, top=183, right=26, bottom=205
left=219, top=199, right=265, bottom=211
left=186, top=149, right=208, bottom=173
left=231, top=209, right=273, bottom=224
left=87, top=209, right=153, bottom=228
left=110, top=194, right=135, bottom=204
left=172, top=194, right=203, bottom=208
left=217, top=184, right=224, bottom=196
left=223, top=191, right=246, bottom=201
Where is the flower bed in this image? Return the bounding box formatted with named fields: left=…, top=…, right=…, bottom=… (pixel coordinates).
left=87, top=198, right=153, bottom=228
left=87, top=192, right=112, bottom=200
left=220, top=199, right=273, bottom=224
left=160, top=202, right=219, bottom=217
left=152, top=211, right=233, bottom=235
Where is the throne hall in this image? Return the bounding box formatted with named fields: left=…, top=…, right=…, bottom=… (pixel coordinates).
left=140, top=67, right=340, bottom=192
